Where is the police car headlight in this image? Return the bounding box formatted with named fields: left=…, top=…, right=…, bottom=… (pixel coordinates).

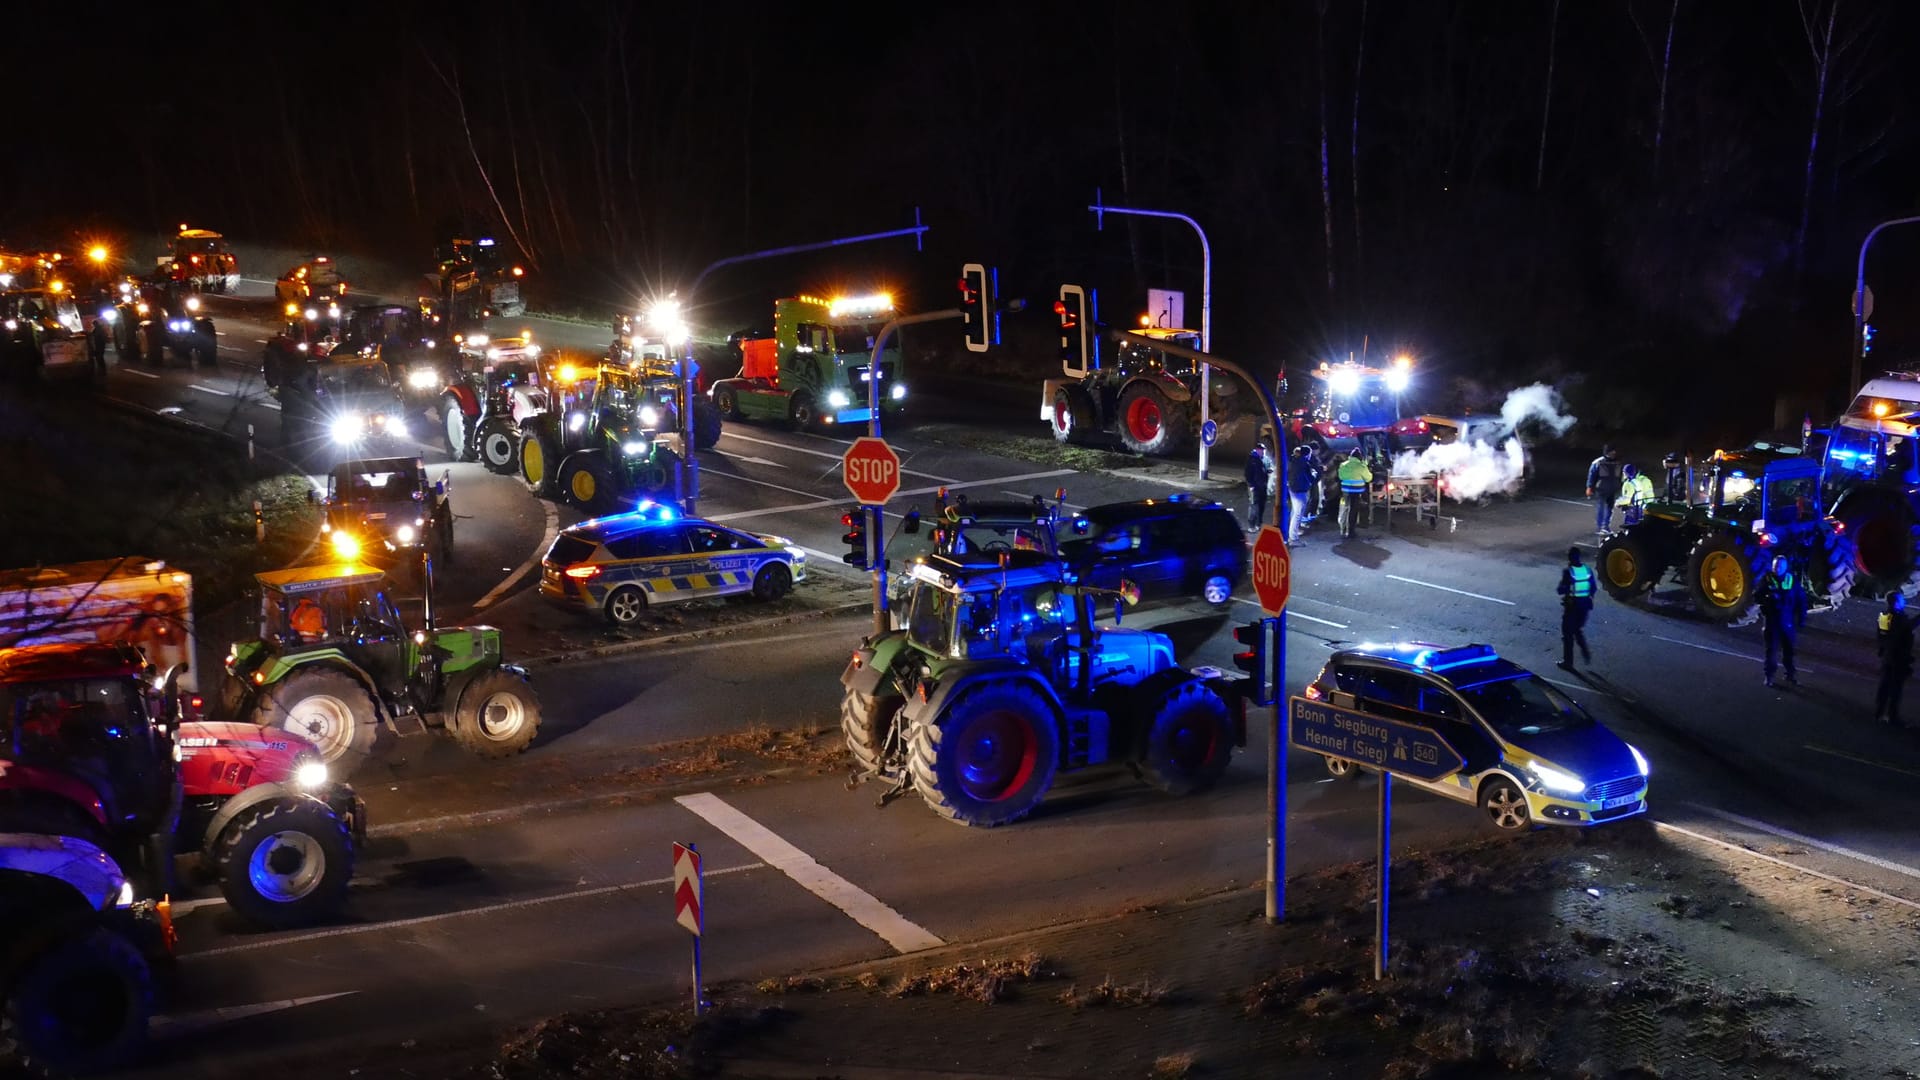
left=623, top=440, right=648, bottom=455
left=638, top=405, right=661, bottom=428
left=295, top=760, right=329, bottom=790
left=331, top=414, right=364, bottom=444
left=408, top=368, right=440, bottom=389
left=890, top=383, right=907, bottom=401
left=1628, top=744, right=1650, bottom=777
left=828, top=389, right=851, bottom=409
left=396, top=525, right=416, bottom=544
left=1526, top=760, right=1586, bottom=795
left=115, top=880, right=135, bottom=908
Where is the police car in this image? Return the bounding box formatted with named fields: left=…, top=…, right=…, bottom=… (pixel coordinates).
left=1304, top=642, right=1649, bottom=832
left=539, top=502, right=807, bottom=626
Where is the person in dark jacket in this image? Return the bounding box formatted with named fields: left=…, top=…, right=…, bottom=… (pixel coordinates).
left=1661, top=452, right=1688, bottom=502
left=1556, top=546, right=1595, bottom=670
left=1757, top=556, right=1805, bottom=689
left=1244, top=443, right=1272, bottom=530
left=1586, top=445, right=1622, bottom=533
left=1286, top=445, right=1320, bottom=544
left=87, top=317, right=110, bottom=375
left=1877, top=592, right=1914, bottom=727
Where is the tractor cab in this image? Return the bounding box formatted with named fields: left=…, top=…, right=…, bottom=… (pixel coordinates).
left=1114, top=327, right=1203, bottom=380
left=1702, top=452, right=1821, bottom=532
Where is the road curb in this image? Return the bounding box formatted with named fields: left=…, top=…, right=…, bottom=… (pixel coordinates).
left=518, top=600, right=870, bottom=667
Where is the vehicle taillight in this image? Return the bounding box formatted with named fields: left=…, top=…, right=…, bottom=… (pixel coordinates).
left=1304, top=683, right=1324, bottom=701
left=564, top=565, right=602, bottom=580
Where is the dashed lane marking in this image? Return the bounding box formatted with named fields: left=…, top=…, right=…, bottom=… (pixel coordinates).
left=1802, top=743, right=1920, bottom=780
left=471, top=499, right=559, bottom=611
left=1383, top=574, right=1516, bottom=606
left=1231, top=596, right=1347, bottom=629
left=1543, top=497, right=1591, bottom=507
left=183, top=863, right=768, bottom=959
left=676, top=792, right=945, bottom=953
left=188, top=383, right=230, bottom=397
left=120, top=368, right=158, bottom=379
left=1682, top=803, right=1920, bottom=884
left=1648, top=634, right=1818, bottom=674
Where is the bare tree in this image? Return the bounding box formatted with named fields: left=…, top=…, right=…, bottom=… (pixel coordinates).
left=1316, top=0, right=1335, bottom=296
left=422, top=52, right=537, bottom=267
left=1536, top=0, right=1561, bottom=192
left=1350, top=0, right=1369, bottom=284
left=1792, top=0, right=1837, bottom=281
left=1629, top=0, right=1683, bottom=178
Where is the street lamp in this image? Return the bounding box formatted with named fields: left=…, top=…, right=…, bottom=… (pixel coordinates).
left=1852, top=215, right=1920, bottom=393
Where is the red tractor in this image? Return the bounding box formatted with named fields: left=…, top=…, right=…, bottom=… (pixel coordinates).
left=0, top=642, right=364, bottom=929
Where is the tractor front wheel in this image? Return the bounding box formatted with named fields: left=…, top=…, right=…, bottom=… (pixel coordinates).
left=909, top=682, right=1059, bottom=827
left=519, top=428, right=558, bottom=496
left=559, top=453, right=615, bottom=516
left=253, top=669, right=379, bottom=776
left=448, top=668, right=542, bottom=759
left=212, top=797, right=354, bottom=929
left=1116, top=383, right=1189, bottom=456
left=477, top=416, right=518, bottom=474
left=1598, top=531, right=1659, bottom=602
left=442, top=397, right=474, bottom=461
left=1137, top=679, right=1234, bottom=796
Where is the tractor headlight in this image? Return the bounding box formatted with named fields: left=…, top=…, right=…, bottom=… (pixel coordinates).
left=487, top=347, right=503, bottom=361
left=1385, top=368, right=1410, bottom=393
left=638, top=405, right=661, bottom=428
left=396, top=524, right=416, bottom=544
left=890, top=383, right=907, bottom=401
left=169, top=319, right=189, bottom=333
left=114, top=880, right=135, bottom=908
left=1329, top=368, right=1362, bottom=396
left=331, top=413, right=364, bottom=444
left=525, top=344, right=540, bottom=358
left=1526, top=760, right=1586, bottom=795
left=828, top=389, right=851, bottom=409
left=185, top=296, right=201, bottom=313
left=296, top=760, right=330, bottom=790
left=408, top=368, right=440, bottom=389
left=623, top=440, right=648, bottom=455
left=3, top=319, right=14, bottom=331
left=386, top=414, right=409, bottom=436
left=102, top=308, right=118, bottom=323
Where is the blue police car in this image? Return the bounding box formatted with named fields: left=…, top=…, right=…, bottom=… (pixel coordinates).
left=1305, top=642, right=1650, bottom=832
left=539, top=502, right=807, bottom=626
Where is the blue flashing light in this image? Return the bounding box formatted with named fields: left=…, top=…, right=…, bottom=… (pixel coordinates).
left=1416, top=644, right=1500, bottom=671
left=633, top=499, right=679, bottom=521
left=1729, top=470, right=1745, bottom=478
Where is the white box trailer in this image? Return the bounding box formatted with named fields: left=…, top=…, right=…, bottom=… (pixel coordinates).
left=0, top=557, right=196, bottom=690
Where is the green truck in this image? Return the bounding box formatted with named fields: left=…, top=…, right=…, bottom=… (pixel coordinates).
left=711, top=293, right=907, bottom=428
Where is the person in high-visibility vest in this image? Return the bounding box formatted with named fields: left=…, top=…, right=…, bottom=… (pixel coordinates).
left=1757, top=555, right=1804, bottom=689
left=1877, top=592, right=1914, bottom=728
left=1336, top=448, right=1372, bottom=540
left=1614, top=464, right=1656, bottom=528
left=1556, top=546, right=1595, bottom=670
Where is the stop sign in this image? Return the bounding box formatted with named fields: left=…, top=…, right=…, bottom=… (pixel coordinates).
left=843, top=436, right=902, bottom=505
left=1251, top=526, right=1291, bottom=615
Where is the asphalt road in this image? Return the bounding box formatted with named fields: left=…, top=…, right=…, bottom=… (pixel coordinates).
left=66, top=285, right=1920, bottom=1076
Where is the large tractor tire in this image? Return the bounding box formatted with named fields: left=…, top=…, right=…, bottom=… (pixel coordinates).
left=558, top=452, right=615, bottom=517
left=1116, top=383, right=1190, bottom=456
left=1136, top=679, right=1234, bottom=796
left=447, top=668, right=541, bottom=759
left=477, top=416, right=518, bottom=474
left=1598, top=531, right=1659, bottom=602
left=1835, top=493, right=1920, bottom=595
left=441, top=396, right=474, bottom=461
left=519, top=427, right=559, bottom=497
left=841, top=686, right=904, bottom=776
left=252, top=669, right=379, bottom=776
left=1816, top=526, right=1859, bottom=605
left=909, top=681, right=1060, bottom=827
left=1685, top=531, right=1766, bottom=623
left=692, top=395, right=722, bottom=450
left=0, top=928, right=153, bottom=1077
left=1050, top=385, right=1095, bottom=445
left=211, top=796, right=354, bottom=930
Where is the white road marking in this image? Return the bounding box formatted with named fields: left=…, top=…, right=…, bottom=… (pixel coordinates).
left=471, top=499, right=560, bottom=611
left=676, top=792, right=945, bottom=953
left=702, top=467, right=834, bottom=501
left=1539, top=676, right=1623, bottom=698
left=120, top=367, right=159, bottom=379
left=214, top=330, right=227, bottom=336
left=189, top=383, right=230, bottom=397
left=259, top=400, right=281, bottom=411
left=711, top=500, right=836, bottom=523
left=185, top=863, right=767, bottom=958
left=254, top=337, right=271, bottom=344
left=1802, top=743, right=1920, bottom=780
left=727, top=454, right=789, bottom=468
left=152, top=992, right=358, bottom=1034
left=1543, top=497, right=1591, bottom=507
left=704, top=470, right=1080, bottom=525
left=895, top=470, right=1077, bottom=501
left=1231, top=596, right=1347, bottom=629
left=1648, top=634, right=1816, bottom=674
left=1682, top=803, right=1920, bottom=884
left=720, top=429, right=957, bottom=483
left=1383, top=574, right=1516, bottom=606
left=1653, top=821, right=1920, bottom=914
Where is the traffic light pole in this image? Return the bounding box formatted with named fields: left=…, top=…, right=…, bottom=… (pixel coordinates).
left=1113, top=329, right=1289, bottom=921
left=866, top=308, right=964, bottom=636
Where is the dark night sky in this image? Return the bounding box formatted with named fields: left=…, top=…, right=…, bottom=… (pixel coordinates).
left=6, top=1, right=1919, bottom=431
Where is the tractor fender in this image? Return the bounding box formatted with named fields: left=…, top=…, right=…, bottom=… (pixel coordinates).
left=898, top=666, right=1065, bottom=741
left=841, top=633, right=912, bottom=696
left=1099, top=668, right=1204, bottom=757
left=444, top=382, right=481, bottom=418
left=1129, top=372, right=1192, bottom=405
left=0, top=766, right=110, bottom=829
left=196, top=781, right=308, bottom=861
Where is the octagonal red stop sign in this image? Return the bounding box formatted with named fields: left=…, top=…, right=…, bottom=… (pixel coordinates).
left=1251, top=525, right=1291, bottom=615
left=843, top=436, right=902, bottom=505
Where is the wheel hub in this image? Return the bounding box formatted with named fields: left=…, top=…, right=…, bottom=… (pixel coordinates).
left=571, top=470, right=596, bottom=503
left=1127, top=397, right=1162, bottom=441
left=477, top=691, right=526, bottom=741
left=1699, top=550, right=1746, bottom=606
left=285, top=695, right=354, bottom=762
left=958, top=711, right=1038, bottom=803
left=1605, top=547, right=1638, bottom=588
left=248, top=830, right=325, bottom=902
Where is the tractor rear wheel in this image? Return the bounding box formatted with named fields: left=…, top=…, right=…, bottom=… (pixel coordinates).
left=1686, top=531, right=1765, bottom=623
left=253, top=669, right=378, bottom=777
left=1817, top=526, right=1858, bottom=605
left=1116, top=383, right=1190, bottom=456
left=441, top=397, right=473, bottom=461
left=448, top=668, right=542, bottom=758
left=841, top=687, right=904, bottom=776
left=909, top=681, right=1059, bottom=827
left=0, top=928, right=152, bottom=1077
left=692, top=395, right=722, bottom=450
left=519, top=428, right=558, bottom=496
left=1051, top=385, right=1094, bottom=445
left=211, top=796, right=354, bottom=929
left=1137, top=679, right=1234, bottom=796
left=1598, top=531, right=1658, bottom=602
left=477, top=417, right=518, bottom=474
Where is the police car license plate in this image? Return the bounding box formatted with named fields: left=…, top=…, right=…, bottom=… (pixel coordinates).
left=1600, top=794, right=1640, bottom=811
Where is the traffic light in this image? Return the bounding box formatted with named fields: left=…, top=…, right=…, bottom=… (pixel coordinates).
left=842, top=510, right=870, bottom=570
left=960, top=262, right=994, bottom=353
left=1232, top=619, right=1274, bottom=706
left=1055, top=284, right=1089, bottom=374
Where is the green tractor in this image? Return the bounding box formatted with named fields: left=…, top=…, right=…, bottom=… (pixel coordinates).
left=223, top=562, right=542, bottom=777
left=1596, top=449, right=1854, bottom=622
left=840, top=551, right=1246, bottom=827
left=517, top=361, right=682, bottom=516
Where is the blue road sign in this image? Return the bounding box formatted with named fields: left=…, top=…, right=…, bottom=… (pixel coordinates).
left=1288, top=697, right=1464, bottom=782
left=1200, top=419, right=1219, bottom=447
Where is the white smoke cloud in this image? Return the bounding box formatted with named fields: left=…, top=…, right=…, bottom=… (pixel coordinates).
left=1387, top=384, right=1576, bottom=500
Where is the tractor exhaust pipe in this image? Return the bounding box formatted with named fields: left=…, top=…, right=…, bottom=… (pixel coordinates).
left=421, top=550, right=435, bottom=630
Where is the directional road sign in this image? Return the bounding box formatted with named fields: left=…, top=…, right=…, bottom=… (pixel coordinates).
left=1200, top=418, right=1218, bottom=447
left=1251, top=526, right=1291, bottom=615
left=842, top=436, right=902, bottom=505
left=1287, top=697, right=1465, bottom=782
left=673, top=841, right=703, bottom=937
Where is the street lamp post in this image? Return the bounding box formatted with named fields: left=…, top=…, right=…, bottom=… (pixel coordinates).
left=1089, top=191, right=1214, bottom=479
left=1852, top=215, right=1920, bottom=394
